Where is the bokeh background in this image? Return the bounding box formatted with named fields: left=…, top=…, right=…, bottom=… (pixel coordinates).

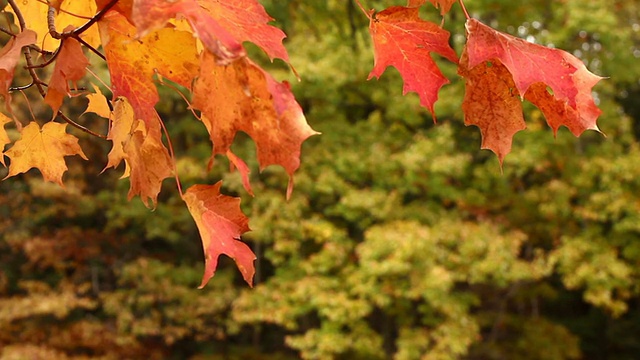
left=1, top=0, right=640, bottom=359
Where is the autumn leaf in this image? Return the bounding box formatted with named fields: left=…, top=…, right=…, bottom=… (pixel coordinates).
left=5, top=0, right=100, bottom=52
left=465, top=19, right=579, bottom=107
left=4, top=122, right=87, bottom=186
left=104, top=97, right=173, bottom=207
left=104, top=97, right=135, bottom=172
left=98, top=10, right=199, bottom=131
left=0, top=30, right=37, bottom=108
left=459, top=18, right=603, bottom=159
left=407, top=0, right=456, bottom=15
left=0, top=112, right=12, bottom=166
left=44, top=28, right=90, bottom=116
left=191, top=53, right=318, bottom=198
left=81, top=84, right=111, bottom=119
left=130, top=0, right=289, bottom=65
left=130, top=0, right=244, bottom=65
left=524, top=54, right=603, bottom=136
left=182, top=182, right=255, bottom=288
left=123, top=120, right=174, bottom=207
left=458, top=52, right=526, bottom=162
left=98, top=10, right=199, bottom=205
left=367, top=6, right=458, bottom=118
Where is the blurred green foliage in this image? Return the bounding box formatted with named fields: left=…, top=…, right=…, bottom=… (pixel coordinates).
left=1, top=0, right=640, bottom=359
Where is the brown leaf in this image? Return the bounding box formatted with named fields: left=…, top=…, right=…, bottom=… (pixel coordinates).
left=182, top=182, right=255, bottom=288
left=458, top=52, right=526, bottom=162
left=4, top=122, right=87, bottom=186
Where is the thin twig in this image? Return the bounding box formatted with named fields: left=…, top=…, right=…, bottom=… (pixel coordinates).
left=458, top=0, right=471, bottom=20
left=25, top=45, right=61, bottom=69
left=157, top=112, right=183, bottom=197
left=59, top=111, right=107, bottom=138
left=9, top=82, right=35, bottom=92
left=156, top=74, right=201, bottom=121
left=71, top=0, right=119, bottom=37
left=353, top=0, right=372, bottom=20
left=8, top=0, right=108, bottom=139
left=72, top=33, right=106, bottom=60
left=0, top=26, right=15, bottom=37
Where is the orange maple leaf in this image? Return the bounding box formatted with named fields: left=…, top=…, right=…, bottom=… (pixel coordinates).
left=459, top=19, right=603, bottom=161
left=182, top=182, right=255, bottom=288
left=4, top=122, right=87, bottom=186
left=104, top=97, right=173, bottom=208
left=98, top=10, right=199, bottom=131
left=192, top=53, right=318, bottom=198
left=98, top=10, right=199, bottom=205
left=44, top=28, right=90, bottom=116
left=458, top=53, right=525, bottom=162
left=367, top=6, right=458, bottom=119
left=0, top=30, right=36, bottom=108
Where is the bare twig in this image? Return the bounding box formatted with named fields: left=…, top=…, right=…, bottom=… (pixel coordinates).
left=72, top=33, right=106, bottom=61
left=7, top=0, right=108, bottom=139
left=458, top=0, right=471, bottom=20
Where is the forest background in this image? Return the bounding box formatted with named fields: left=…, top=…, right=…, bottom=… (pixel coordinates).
left=1, top=0, right=640, bottom=359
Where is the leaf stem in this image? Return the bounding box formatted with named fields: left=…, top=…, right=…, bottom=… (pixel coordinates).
left=157, top=112, right=183, bottom=197
left=353, top=0, right=372, bottom=20
left=458, top=0, right=471, bottom=20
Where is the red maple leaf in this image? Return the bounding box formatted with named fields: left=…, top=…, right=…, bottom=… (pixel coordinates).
left=367, top=6, right=458, bottom=118
left=130, top=0, right=289, bottom=65
left=182, top=182, right=255, bottom=288
left=459, top=18, right=603, bottom=161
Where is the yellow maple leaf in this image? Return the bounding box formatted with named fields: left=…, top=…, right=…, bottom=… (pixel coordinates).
left=81, top=84, right=111, bottom=119
left=4, top=122, right=87, bottom=186
left=0, top=112, right=12, bottom=166
left=5, top=0, right=100, bottom=52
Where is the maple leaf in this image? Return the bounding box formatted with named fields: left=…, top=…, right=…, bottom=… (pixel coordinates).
left=44, top=28, right=90, bottom=116
left=459, top=18, right=603, bottom=160
left=0, top=30, right=37, bottom=107
left=99, top=10, right=200, bottom=131
left=458, top=52, right=525, bottom=162
left=5, top=0, right=100, bottom=52
left=81, top=84, right=111, bottom=119
left=131, top=0, right=289, bottom=65
left=104, top=97, right=135, bottom=172
left=0, top=112, right=12, bottom=166
left=191, top=52, right=318, bottom=198
left=104, top=97, right=173, bottom=207
left=4, top=122, right=87, bottom=186
left=99, top=10, right=199, bottom=205
left=465, top=19, right=579, bottom=107
left=407, top=0, right=456, bottom=15
left=524, top=54, right=603, bottom=136
left=182, top=182, right=255, bottom=288
left=367, top=6, right=458, bottom=118
left=123, top=120, right=174, bottom=207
